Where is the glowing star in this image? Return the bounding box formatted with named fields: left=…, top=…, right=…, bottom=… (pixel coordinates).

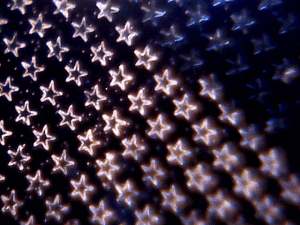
left=134, top=45, right=159, bottom=70
left=40, top=80, right=63, bottom=106
left=3, top=33, right=26, bottom=57
left=121, top=134, right=148, bottom=162
left=205, top=29, right=231, bottom=52
left=15, top=100, right=38, bottom=126
left=238, top=124, right=267, bottom=152
left=45, top=194, right=69, bottom=222
left=96, top=152, right=120, bottom=182
left=115, top=179, right=140, bottom=208
left=51, top=149, right=75, bottom=175
left=166, top=139, right=192, bottom=166
left=218, top=102, right=245, bottom=127
left=21, top=56, right=45, bottom=81
left=65, top=60, right=88, bottom=86
left=154, top=68, right=179, bottom=96
left=7, top=144, right=31, bottom=171
left=84, top=84, right=107, bottom=110
left=33, top=125, right=56, bottom=150
left=102, top=109, right=129, bottom=137
left=1, top=189, right=23, bottom=217
left=198, top=74, right=224, bottom=102
left=141, top=158, right=169, bottom=189
left=77, top=129, right=101, bottom=156
left=10, top=0, right=32, bottom=14
left=71, top=17, right=95, bottom=42
left=90, top=41, right=113, bottom=66
left=53, top=0, right=75, bottom=20
left=70, top=174, right=95, bottom=203
left=0, top=76, right=19, bottom=102
left=28, top=13, right=51, bottom=38
left=173, top=93, right=200, bottom=120
left=161, top=185, right=190, bottom=214
left=147, top=114, right=173, bottom=140
left=26, top=170, right=50, bottom=197
left=185, top=163, right=220, bottom=195
left=115, top=20, right=139, bottom=46
left=185, top=3, right=210, bottom=27
left=46, top=36, right=69, bottom=62
left=141, top=2, right=166, bottom=26
left=251, top=34, right=275, bottom=55
left=109, top=64, right=133, bottom=91
left=128, top=87, right=153, bottom=116
left=89, top=199, right=116, bottom=225
left=230, top=9, right=255, bottom=34
left=159, top=24, right=185, bottom=49
left=96, top=0, right=119, bottom=22
left=135, top=204, right=165, bottom=225
left=0, top=120, right=12, bottom=145
left=58, top=105, right=82, bottom=130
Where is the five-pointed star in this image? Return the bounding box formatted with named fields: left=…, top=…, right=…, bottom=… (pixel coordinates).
left=135, top=204, right=164, bottom=225
left=70, top=174, right=95, bottom=203
left=230, top=9, right=255, bottom=34
left=3, top=33, right=26, bottom=57
left=160, top=24, right=185, bottom=48
left=65, top=60, right=88, bottom=86
left=198, top=74, right=224, bottom=102
left=33, top=125, right=56, bottom=150
left=134, top=45, right=159, bottom=70
left=115, top=179, right=139, bottom=208
left=0, top=76, right=19, bottom=102
left=77, top=129, right=101, bottom=156
left=109, top=64, right=133, bottom=91
left=71, top=17, right=95, bottom=42
left=89, top=199, right=116, bottom=225
left=45, top=194, right=69, bottom=222
left=15, top=100, right=38, bottom=126
left=28, top=13, right=51, bottom=38
left=206, top=29, right=231, bottom=52
left=0, top=120, right=12, bottom=145
left=10, top=0, right=32, bottom=15
left=161, top=185, right=189, bottom=213
left=102, top=110, right=129, bottom=137
left=21, top=56, right=45, bottom=81
left=26, top=170, right=50, bottom=197
left=115, top=20, right=139, bottom=46
left=96, top=152, right=120, bottom=181
left=84, top=84, right=107, bottom=110
left=58, top=105, right=82, bottom=130
left=7, top=144, right=31, bottom=171
left=51, top=149, right=75, bottom=175
left=53, top=0, right=75, bottom=20
left=166, top=139, right=192, bottom=166
left=40, top=80, right=63, bottom=106
left=185, top=3, right=210, bottom=27
left=1, top=189, right=23, bottom=217
left=46, top=36, right=69, bottom=62
left=96, top=0, right=119, bottom=22
left=122, top=134, right=148, bottom=162
left=90, top=41, right=113, bottom=66
left=147, top=114, right=173, bottom=140
left=154, top=68, right=178, bottom=96
left=173, top=93, right=199, bottom=120
left=128, top=87, right=153, bottom=116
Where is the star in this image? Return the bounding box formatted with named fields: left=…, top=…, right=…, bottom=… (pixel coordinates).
left=7, top=144, right=31, bottom=171
left=121, top=134, right=148, bottom=162
left=128, top=87, right=153, bottom=116
left=70, top=174, right=95, bottom=203
left=272, top=58, right=300, bottom=84
left=109, top=64, right=133, bottom=91
left=40, top=80, right=63, bottom=106
left=135, top=204, right=165, bottom=225
left=147, top=114, right=173, bottom=140
left=102, top=109, right=129, bottom=137
left=58, top=105, right=82, bottom=130
left=198, top=73, right=224, bottom=102
left=218, top=101, right=246, bottom=127
left=45, top=194, right=69, bottom=222
left=173, top=93, right=200, bottom=120
left=10, top=0, right=32, bottom=14
left=33, top=124, right=56, bottom=151
left=15, top=100, right=38, bottom=126
left=185, top=3, right=210, bottom=27
left=115, top=20, right=139, bottom=46
left=26, top=170, right=50, bottom=197
left=51, top=149, right=76, bottom=175
left=226, top=53, right=250, bottom=75
left=279, top=13, right=297, bottom=34
left=238, top=124, right=267, bottom=152
left=251, top=33, right=275, bottom=55
left=65, top=60, right=88, bottom=86
left=84, top=84, right=107, bottom=110
left=77, top=129, right=101, bottom=156
left=90, top=41, right=113, bottom=66
left=154, top=68, right=179, bottom=96
left=28, top=13, right=51, bottom=38
left=166, top=138, right=193, bottom=166
left=0, top=76, right=19, bottom=102
left=3, top=33, right=26, bottom=57
left=134, top=45, right=159, bottom=70
left=89, top=199, right=116, bottom=225
left=205, top=29, right=231, bottom=52
left=258, top=0, right=282, bottom=10
left=21, top=56, right=45, bottom=81
left=1, top=189, right=23, bottom=217
left=46, top=36, right=69, bottom=62
left=179, top=49, right=204, bottom=72
left=53, top=0, right=76, bottom=20
left=141, top=1, right=167, bottom=26
left=71, top=17, right=95, bottom=42
left=159, top=24, right=185, bottom=49
left=115, top=179, right=140, bottom=208
left=96, top=0, right=119, bottom=22
left=0, top=120, right=12, bottom=145
left=230, top=9, right=255, bottom=34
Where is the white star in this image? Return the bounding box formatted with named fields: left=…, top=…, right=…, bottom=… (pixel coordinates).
left=1, top=190, right=23, bottom=217
left=28, top=13, right=51, bottom=38
left=109, top=64, right=133, bottom=91
left=70, top=174, right=95, bottom=203
left=115, top=20, right=139, bottom=46
left=147, top=114, right=173, bottom=140
left=128, top=87, right=153, bottom=116
left=102, top=110, right=129, bottom=137
left=134, top=45, right=159, bottom=70
left=3, top=33, right=26, bottom=57
left=90, top=41, right=113, bottom=66
left=7, top=144, right=31, bottom=171
left=40, top=80, right=63, bottom=106
left=96, top=0, right=119, bottom=22
left=33, top=125, right=56, bottom=151
left=10, top=0, right=32, bottom=15
left=15, top=100, right=38, bottom=126
left=77, top=129, right=101, bottom=156
left=71, top=17, right=95, bottom=42
left=154, top=68, right=179, bottom=96
left=0, top=76, right=19, bottom=102
left=58, top=105, right=82, bottom=130
left=46, top=36, right=69, bottom=62
left=53, top=0, right=76, bottom=20
left=51, top=149, right=76, bottom=175
left=84, top=84, right=107, bottom=110
left=21, top=56, right=45, bottom=81
left=45, top=194, right=69, bottom=222
left=65, top=60, right=88, bottom=86
left=26, top=170, right=50, bottom=197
